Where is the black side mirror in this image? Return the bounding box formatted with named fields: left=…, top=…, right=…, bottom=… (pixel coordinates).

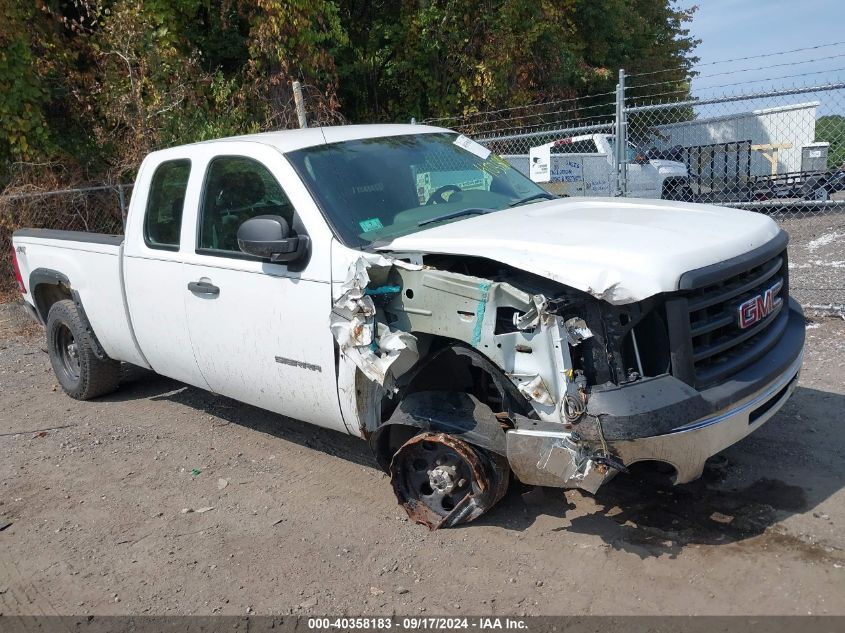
left=237, top=215, right=309, bottom=263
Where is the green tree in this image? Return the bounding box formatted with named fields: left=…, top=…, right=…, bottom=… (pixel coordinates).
left=816, top=115, right=845, bottom=169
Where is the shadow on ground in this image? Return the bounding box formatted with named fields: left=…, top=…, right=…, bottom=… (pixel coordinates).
left=108, top=371, right=844, bottom=556
left=106, top=368, right=378, bottom=470
left=478, top=386, right=844, bottom=557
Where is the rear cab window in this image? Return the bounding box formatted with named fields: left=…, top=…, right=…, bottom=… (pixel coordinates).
left=144, top=159, right=191, bottom=250
left=552, top=139, right=598, bottom=154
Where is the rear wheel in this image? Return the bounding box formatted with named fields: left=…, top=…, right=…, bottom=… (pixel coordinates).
left=46, top=299, right=120, bottom=400
left=389, top=431, right=509, bottom=529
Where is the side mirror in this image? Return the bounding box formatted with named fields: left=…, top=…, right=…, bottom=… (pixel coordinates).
left=237, top=215, right=309, bottom=263
left=634, top=153, right=650, bottom=165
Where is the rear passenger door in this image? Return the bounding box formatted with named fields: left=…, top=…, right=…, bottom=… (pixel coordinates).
left=123, top=154, right=212, bottom=390
left=179, top=147, right=348, bottom=432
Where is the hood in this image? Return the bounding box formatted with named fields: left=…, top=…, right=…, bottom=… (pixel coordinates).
left=649, top=159, right=688, bottom=174
left=379, top=197, right=781, bottom=304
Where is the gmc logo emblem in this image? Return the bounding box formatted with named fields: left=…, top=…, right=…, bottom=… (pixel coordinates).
left=738, top=280, right=783, bottom=329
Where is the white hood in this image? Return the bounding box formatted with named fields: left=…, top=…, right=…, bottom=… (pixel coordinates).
left=380, top=197, right=781, bottom=304
left=650, top=159, right=688, bottom=175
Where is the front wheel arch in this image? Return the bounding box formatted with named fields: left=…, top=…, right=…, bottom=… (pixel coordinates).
left=370, top=343, right=530, bottom=471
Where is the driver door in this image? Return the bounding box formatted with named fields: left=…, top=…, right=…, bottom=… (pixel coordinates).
left=180, top=148, right=348, bottom=433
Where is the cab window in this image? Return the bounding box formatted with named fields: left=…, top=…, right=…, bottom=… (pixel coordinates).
left=144, top=159, right=190, bottom=250
left=198, top=156, right=296, bottom=256
left=552, top=139, right=597, bottom=154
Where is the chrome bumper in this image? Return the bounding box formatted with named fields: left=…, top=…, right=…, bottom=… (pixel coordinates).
left=506, top=350, right=803, bottom=492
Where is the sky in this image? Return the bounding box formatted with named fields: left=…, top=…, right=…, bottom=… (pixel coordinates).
left=683, top=0, right=844, bottom=114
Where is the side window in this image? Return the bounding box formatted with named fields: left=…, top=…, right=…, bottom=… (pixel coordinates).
left=144, top=159, right=191, bottom=250
left=198, top=156, right=296, bottom=255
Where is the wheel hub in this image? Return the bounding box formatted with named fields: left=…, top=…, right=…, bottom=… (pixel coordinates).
left=428, top=464, right=459, bottom=494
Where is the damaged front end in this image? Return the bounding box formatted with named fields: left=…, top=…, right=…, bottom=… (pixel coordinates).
left=330, top=253, right=645, bottom=501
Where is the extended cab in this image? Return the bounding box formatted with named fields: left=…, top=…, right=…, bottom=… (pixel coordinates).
left=11, top=125, right=805, bottom=528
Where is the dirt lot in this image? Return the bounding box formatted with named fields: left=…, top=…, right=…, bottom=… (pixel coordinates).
left=779, top=213, right=845, bottom=309
left=1, top=300, right=843, bottom=617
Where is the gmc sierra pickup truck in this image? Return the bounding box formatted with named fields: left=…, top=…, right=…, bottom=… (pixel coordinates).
left=11, top=124, right=805, bottom=529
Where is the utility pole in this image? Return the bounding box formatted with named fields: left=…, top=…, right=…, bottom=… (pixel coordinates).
left=292, top=81, right=308, bottom=129
left=615, top=69, right=627, bottom=196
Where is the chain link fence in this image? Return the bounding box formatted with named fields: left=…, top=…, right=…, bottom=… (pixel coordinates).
left=443, top=77, right=845, bottom=311
left=2, top=72, right=843, bottom=309
left=1, top=186, right=130, bottom=297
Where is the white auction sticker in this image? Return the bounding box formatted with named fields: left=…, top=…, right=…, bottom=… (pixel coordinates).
left=453, top=134, right=491, bottom=160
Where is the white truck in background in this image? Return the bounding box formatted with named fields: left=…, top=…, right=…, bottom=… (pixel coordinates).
left=11, top=125, right=804, bottom=529
left=504, top=133, right=691, bottom=200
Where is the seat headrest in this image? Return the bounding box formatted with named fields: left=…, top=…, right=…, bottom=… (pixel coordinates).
left=216, top=171, right=266, bottom=210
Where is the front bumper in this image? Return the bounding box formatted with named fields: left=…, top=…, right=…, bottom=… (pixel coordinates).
left=505, top=299, right=805, bottom=492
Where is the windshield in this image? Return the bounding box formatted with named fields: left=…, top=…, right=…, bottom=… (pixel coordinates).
left=286, top=132, right=550, bottom=248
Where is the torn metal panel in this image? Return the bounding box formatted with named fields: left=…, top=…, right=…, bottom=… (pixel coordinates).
left=563, top=317, right=592, bottom=345
left=505, top=428, right=618, bottom=492
left=331, top=256, right=421, bottom=388
left=333, top=253, right=592, bottom=429
left=514, top=294, right=549, bottom=330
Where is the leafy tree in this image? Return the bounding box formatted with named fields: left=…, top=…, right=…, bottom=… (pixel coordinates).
left=816, top=115, right=845, bottom=169
left=0, top=0, right=698, bottom=187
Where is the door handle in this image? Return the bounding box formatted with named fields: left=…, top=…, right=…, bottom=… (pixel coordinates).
left=188, top=280, right=220, bottom=297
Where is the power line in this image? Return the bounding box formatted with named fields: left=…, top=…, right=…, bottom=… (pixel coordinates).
left=627, top=67, right=845, bottom=104
left=448, top=99, right=616, bottom=129
left=696, top=66, right=845, bottom=92
left=470, top=112, right=616, bottom=136
left=423, top=90, right=617, bottom=124
left=626, top=39, right=845, bottom=79
left=696, top=51, right=845, bottom=80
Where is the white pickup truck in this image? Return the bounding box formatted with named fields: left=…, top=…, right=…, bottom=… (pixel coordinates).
left=11, top=124, right=804, bottom=529
left=519, top=133, right=691, bottom=199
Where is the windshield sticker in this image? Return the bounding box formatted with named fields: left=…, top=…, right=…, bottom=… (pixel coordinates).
left=454, top=134, right=491, bottom=160
left=359, top=217, right=384, bottom=232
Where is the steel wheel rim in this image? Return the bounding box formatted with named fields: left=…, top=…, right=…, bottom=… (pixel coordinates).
left=55, top=323, right=81, bottom=382
left=403, top=439, right=477, bottom=515
left=390, top=432, right=505, bottom=529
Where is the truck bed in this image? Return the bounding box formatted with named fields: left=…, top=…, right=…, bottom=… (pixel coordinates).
left=12, top=229, right=147, bottom=367
left=13, top=228, right=124, bottom=246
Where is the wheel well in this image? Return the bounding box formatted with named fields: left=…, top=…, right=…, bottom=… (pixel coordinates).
left=371, top=341, right=529, bottom=471
left=33, top=281, right=72, bottom=322
left=389, top=341, right=529, bottom=422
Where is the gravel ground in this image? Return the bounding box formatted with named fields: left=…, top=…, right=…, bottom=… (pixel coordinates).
left=779, top=213, right=845, bottom=310
left=0, top=300, right=843, bottom=617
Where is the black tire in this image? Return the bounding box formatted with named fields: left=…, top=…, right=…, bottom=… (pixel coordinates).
left=46, top=299, right=120, bottom=400
left=662, top=179, right=694, bottom=202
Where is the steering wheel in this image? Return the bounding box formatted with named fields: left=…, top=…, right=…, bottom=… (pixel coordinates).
left=425, top=184, right=462, bottom=205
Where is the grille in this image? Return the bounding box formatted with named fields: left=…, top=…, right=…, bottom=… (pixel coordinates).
left=683, top=249, right=789, bottom=387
